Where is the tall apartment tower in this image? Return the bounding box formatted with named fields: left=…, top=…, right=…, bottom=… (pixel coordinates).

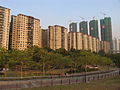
left=113, top=38, right=120, bottom=53
left=100, top=17, right=113, bottom=50
left=89, top=20, right=99, bottom=38
left=0, top=6, right=10, bottom=49
left=48, top=25, right=68, bottom=50
left=69, top=22, right=77, bottom=32
left=82, top=34, right=89, bottom=50
left=68, top=32, right=83, bottom=50
left=10, top=14, right=41, bottom=50
left=41, top=29, right=48, bottom=48
left=68, top=32, right=100, bottom=52
left=79, top=21, right=88, bottom=35
left=100, top=41, right=111, bottom=54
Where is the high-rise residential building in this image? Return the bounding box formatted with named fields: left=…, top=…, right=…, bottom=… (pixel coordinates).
left=89, top=20, right=99, bottom=38
left=41, top=29, right=48, bottom=48
left=68, top=32, right=83, bottom=50
left=79, top=21, right=88, bottom=34
left=0, top=6, right=10, bottom=50
left=10, top=14, right=41, bottom=50
left=100, top=41, right=111, bottom=54
left=100, top=17, right=113, bottom=50
left=92, top=37, right=98, bottom=52
left=88, top=35, right=93, bottom=52
left=96, top=38, right=100, bottom=52
left=82, top=34, right=89, bottom=50
left=48, top=25, right=68, bottom=50
left=69, top=22, right=77, bottom=32
left=113, top=38, right=120, bottom=53
left=68, top=32, right=100, bottom=52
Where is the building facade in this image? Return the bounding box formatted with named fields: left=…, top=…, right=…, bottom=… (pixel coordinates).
left=82, top=34, right=89, bottom=50
left=10, top=14, right=41, bottom=50
left=0, top=6, right=10, bottom=49
left=89, top=20, right=99, bottom=38
left=79, top=21, right=88, bottom=35
left=68, top=32, right=83, bottom=50
left=113, top=38, right=120, bottom=53
left=69, top=22, right=77, bottom=32
left=88, top=35, right=93, bottom=52
left=100, top=17, right=113, bottom=50
left=100, top=41, right=111, bottom=54
left=48, top=25, right=68, bottom=50
left=41, top=29, right=48, bottom=48
left=68, top=32, right=100, bottom=52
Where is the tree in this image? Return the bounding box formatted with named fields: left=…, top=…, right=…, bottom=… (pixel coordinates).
left=0, top=47, right=8, bottom=69
left=110, top=53, right=120, bottom=68
left=55, top=48, right=69, bottom=56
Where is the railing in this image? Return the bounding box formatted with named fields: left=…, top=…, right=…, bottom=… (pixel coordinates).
left=0, top=69, right=120, bottom=90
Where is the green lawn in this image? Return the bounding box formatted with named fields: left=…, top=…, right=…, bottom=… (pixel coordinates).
left=22, top=76, right=120, bottom=90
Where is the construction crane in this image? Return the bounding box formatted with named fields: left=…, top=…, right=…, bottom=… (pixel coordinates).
left=80, top=17, right=85, bottom=21
left=93, top=16, right=95, bottom=20
left=100, top=12, right=107, bottom=17
left=68, top=20, right=79, bottom=23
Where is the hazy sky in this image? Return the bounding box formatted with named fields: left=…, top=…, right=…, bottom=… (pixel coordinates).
left=0, top=0, right=120, bottom=38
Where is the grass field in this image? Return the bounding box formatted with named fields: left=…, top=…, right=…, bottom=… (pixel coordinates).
left=22, top=76, right=120, bottom=90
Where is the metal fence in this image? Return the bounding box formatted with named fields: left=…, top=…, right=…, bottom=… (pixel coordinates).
left=0, top=70, right=120, bottom=90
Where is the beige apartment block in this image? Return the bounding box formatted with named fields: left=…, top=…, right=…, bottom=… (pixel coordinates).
left=113, top=38, right=120, bottom=54
left=88, top=35, right=93, bottom=52
left=92, top=37, right=97, bottom=52
left=100, top=41, right=110, bottom=54
left=41, top=29, right=48, bottom=48
left=96, top=38, right=100, bottom=52
left=62, top=27, right=68, bottom=50
left=10, top=14, right=41, bottom=50
left=48, top=25, right=68, bottom=50
left=77, top=32, right=83, bottom=50
left=68, top=32, right=73, bottom=50
left=0, top=6, right=10, bottom=50
left=48, top=26, right=55, bottom=49
left=82, top=34, right=89, bottom=50
left=68, top=32, right=101, bottom=53
left=68, top=32, right=83, bottom=50
left=68, top=32, right=77, bottom=49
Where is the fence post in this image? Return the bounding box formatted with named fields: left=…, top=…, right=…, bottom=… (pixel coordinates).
left=41, top=80, right=42, bottom=87
left=16, top=82, right=18, bottom=90
left=61, top=79, right=62, bottom=85
left=69, top=79, right=71, bottom=84
left=51, top=79, right=53, bottom=86
left=76, top=78, right=78, bottom=83
left=29, top=81, right=31, bottom=88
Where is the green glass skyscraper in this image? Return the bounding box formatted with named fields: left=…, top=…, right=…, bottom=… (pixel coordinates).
left=89, top=20, right=99, bottom=38
left=100, top=17, right=113, bottom=49
left=69, top=22, right=77, bottom=32
left=79, top=21, right=88, bottom=34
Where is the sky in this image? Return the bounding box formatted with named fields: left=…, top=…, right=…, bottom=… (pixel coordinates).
left=0, top=0, right=120, bottom=38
